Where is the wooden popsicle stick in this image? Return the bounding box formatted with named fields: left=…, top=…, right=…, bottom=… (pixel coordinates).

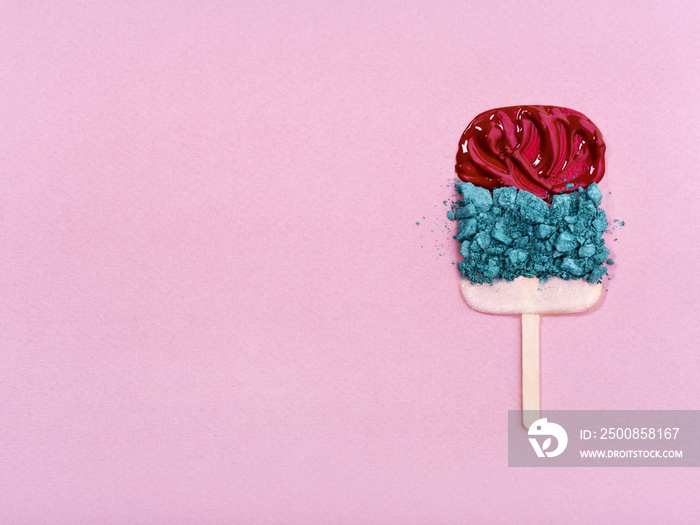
left=521, top=313, right=540, bottom=429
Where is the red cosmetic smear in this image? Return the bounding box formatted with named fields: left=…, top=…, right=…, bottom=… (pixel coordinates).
left=455, top=106, right=606, bottom=201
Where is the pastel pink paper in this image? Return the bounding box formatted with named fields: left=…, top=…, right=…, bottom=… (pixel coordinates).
left=1, top=1, right=699, bottom=523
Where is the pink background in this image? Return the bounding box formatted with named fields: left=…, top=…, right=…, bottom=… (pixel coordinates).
left=1, top=1, right=699, bottom=523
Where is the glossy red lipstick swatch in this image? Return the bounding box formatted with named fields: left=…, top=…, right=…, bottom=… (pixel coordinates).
left=455, top=105, right=606, bottom=201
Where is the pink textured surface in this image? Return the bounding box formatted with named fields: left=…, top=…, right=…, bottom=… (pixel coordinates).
left=1, top=1, right=699, bottom=523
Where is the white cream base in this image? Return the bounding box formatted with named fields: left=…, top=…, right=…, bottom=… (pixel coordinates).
left=460, top=276, right=603, bottom=315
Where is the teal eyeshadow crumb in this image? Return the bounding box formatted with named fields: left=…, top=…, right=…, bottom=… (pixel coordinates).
left=451, top=182, right=612, bottom=284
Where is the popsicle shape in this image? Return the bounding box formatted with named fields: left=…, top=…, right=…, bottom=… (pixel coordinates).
left=450, top=105, right=613, bottom=430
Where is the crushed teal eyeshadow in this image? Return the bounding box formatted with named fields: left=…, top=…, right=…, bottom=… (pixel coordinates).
left=450, top=182, right=612, bottom=284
